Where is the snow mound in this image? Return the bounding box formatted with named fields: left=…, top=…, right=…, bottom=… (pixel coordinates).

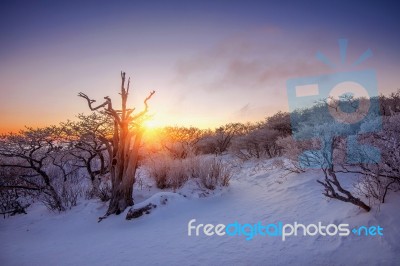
left=126, top=192, right=186, bottom=220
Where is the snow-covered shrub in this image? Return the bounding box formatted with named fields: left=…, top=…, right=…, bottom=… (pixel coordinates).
left=59, top=182, right=80, bottom=209
left=352, top=113, right=400, bottom=204
left=43, top=171, right=84, bottom=211
left=270, top=157, right=305, bottom=176
left=196, top=135, right=219, bottom=154
left=146, top=155, right=172, bottom=189
left=145, top=154, right=232, bottom=191
left=276, top=136, right=308, bottom=173
left=230, top=127, right=281, bottom=160
left=0, top=163, right=35, bottom=217
left=98, top=180, right=112, bottom=202
left=84, top=173, right=112, bottom=202
left=0, top=127, right=77, bottom=212
left=0, top=165, right=32, bottom=217
left=146, top=154, right=189, bottom=189
left=189, top=156, right=232, bottom=189
left=227, top=114, right=291, bottom=160
left=265, top=111, right=292, bottom=136
left=278, top=120, right=372, bottom=211
left=167, top=159, right=189, bottom=189
left=379, top=89, right=400, bottom=116
left=0, top=189, right=30, bottom=218
left=354, top=174, right=399, bottom=207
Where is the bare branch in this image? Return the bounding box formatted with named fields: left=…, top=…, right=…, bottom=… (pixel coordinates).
left=78, top=92, right=109, bottom=111
left=130, top=90, right=156, bottom=121
left=0, top=185, right=42, bottom=191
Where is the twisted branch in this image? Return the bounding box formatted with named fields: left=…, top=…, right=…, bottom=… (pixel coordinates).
left=130, top=90, right=155, bottom=121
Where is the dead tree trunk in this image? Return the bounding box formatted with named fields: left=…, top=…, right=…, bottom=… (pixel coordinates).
left=79, top=72, right=155, bottom=217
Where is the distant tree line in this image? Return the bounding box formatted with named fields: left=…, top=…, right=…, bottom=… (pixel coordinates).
left=1, top=87, right=399, bottom=216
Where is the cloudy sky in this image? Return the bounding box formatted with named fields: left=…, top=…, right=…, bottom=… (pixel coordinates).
left=1, top=0, right=399, bottom=132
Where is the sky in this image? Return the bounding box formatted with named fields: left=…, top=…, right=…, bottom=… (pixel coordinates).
left=0, top=0, right=399, bottom=133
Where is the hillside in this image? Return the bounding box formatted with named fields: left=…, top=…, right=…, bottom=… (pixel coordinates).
left=1, top=158, right=399, bottom=265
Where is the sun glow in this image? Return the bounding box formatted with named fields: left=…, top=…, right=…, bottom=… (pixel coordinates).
left=143, top=119, right=163, bottom=129
left=141, top=119, right=164, bottom=142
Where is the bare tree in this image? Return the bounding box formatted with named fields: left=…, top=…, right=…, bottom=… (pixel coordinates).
left=336, top=114, right=400, bottom=204
left=230, top=127, right=281, bottom=160
left=159, top=126, right=205, bottom=159
left=379, top=89, right=400, bottom=116
left=265, top=111, right=292, bottom=136
left=279, top=122, right=371, bottom=212
left=0, top=126, right=66, bottom=211
left=317, top=167, right=371, bottom=212
left=79, top=72, right=155, bottom=217
left=214, top=123, right=248, bottom=154
left=306, top=131, right=371, bottom=212
left=61, top=113, right=112, bottom=196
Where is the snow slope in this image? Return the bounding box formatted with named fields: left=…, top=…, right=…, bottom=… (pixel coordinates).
left=1, top=159, right=399, bottom=266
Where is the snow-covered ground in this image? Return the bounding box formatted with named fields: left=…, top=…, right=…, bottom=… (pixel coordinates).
left=1, top=158, right=399, bottom=265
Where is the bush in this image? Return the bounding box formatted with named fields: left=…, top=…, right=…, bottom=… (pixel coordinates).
left=41, top=173, right=83, bottom=211
left=355, top=175, right=400, bottom=207
left=0, top=189, right=30, bottom=218
left=145, top=155, right=232, bottom=191
left=230, top=127, right=281, bottom=160
left=146, top=155, right=172, bottom=189
left=168, top=159, right=189, bottom=189
left=0, top=165, right=34, bottom=217
left=194, top=157, right=232, bottom=190
left=146, top=155, right=189, bottom=190
left=98, top=180, right=112, bottom=202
